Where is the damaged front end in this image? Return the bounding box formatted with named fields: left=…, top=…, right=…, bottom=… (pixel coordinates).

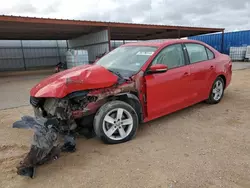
left=31, top=96, right=78, bottom=131
left=13, top=62, right=145, bottom=178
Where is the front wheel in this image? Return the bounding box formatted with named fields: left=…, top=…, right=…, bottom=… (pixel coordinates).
left=206, top=77, right=225, bottom=104
left=93, top=100, right=139, bottom=144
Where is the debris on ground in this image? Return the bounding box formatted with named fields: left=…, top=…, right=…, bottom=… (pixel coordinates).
left=12, top=116, right=76, bottom=178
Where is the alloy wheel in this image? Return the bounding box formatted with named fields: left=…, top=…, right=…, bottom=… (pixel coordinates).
left=102, top=108, right=133, bottom=141
left=212, top=80, right=224, bottom=101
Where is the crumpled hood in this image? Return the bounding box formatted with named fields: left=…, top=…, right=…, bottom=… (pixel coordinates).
left=30, top=64, right=118, bottom=98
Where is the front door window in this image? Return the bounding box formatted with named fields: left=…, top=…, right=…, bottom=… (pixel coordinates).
left=151, top=44, right=185, bottom=69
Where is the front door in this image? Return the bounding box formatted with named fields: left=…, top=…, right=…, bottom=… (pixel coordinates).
left=144, top=44, right=192, bottom=120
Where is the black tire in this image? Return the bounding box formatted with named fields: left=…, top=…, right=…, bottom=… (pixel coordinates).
left=206, top=77, right=225, bottom=104
left=93, top=100, right=139, bottom=144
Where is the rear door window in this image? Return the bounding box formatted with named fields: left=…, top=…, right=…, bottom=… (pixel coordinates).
left=185, top=43, right=208, bottom=63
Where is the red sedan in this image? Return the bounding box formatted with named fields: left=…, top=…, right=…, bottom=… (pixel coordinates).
left=30, top=39, right=232, bottom=144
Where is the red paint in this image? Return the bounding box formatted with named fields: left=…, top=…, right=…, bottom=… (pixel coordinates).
left=30, top=39, right=232, bottom=123
left=142, top=40, right=232, bottom=122
left=30, top=64, right=118, bottom=98
left=145, top=65, right=192, bottom=120
left=72, top=110, right=84, bottom=119
left=149, top=64, right=168, bottom=72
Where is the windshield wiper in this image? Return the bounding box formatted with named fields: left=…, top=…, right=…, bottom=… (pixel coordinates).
left=108, top=69, right=122, bottom=78
left=107, top=69, right=128, bottom=83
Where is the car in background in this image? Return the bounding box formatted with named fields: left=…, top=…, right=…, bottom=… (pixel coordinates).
left=30, top=39, right=232, bottom=144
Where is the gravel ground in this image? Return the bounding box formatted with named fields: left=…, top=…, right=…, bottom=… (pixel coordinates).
left=0, top=69, right=250, bottom=188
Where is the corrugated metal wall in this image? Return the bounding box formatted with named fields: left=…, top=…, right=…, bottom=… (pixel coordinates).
left=0, top=40, right=67, bottom=71
left=68, top=30, right=109, bottom=63
left=188, top=30, right=250, bottom=55
left=0, top=40, right=23, bottom=70
left=110, top=40, right=167, bottom=49
left=110, top=40, right=139, bottom=49
left=83, top=44, right=109, bottom=62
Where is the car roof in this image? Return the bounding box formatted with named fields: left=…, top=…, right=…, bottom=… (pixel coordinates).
left=122, top=39, right=204, bottom=48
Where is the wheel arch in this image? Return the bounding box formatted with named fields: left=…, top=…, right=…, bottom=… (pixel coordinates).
left=217, top=74, right=226, bottom=88
left=110, top=92, right=143, bottom=123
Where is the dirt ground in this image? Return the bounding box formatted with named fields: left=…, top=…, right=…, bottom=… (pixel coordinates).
left=0, top=69, right=250, bottom=188
left=0, top=69, right=52, bottom=110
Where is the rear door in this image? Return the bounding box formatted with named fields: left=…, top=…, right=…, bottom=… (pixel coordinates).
left=144, top=44, right=192, bottom=120
left=184, top=43, right=217, bottom=103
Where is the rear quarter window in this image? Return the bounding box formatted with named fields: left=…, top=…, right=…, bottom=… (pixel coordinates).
left=206, top=48, right=215, bottom=60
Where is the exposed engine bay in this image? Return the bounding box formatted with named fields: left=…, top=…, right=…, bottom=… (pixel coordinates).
left=30, top=90, right=99, bottom=132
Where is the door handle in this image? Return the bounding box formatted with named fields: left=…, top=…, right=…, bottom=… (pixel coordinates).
left=183, top=72, right=189, bottom=77
left=210, top=66, right=214, bottom=70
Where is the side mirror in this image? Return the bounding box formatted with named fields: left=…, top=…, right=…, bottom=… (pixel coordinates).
left=148, top=64, right=168, bottom=74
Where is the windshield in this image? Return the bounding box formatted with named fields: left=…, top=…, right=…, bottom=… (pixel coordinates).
left=96, top=46, right=158, bottom=77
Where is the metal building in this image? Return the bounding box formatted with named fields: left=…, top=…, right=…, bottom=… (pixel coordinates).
left=188, top=30, right=250, bottom=55
left=0, top=15, right=224, bottom=70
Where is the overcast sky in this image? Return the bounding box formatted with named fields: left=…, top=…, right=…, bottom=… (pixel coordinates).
left=0, top=0, right=249, bottom=31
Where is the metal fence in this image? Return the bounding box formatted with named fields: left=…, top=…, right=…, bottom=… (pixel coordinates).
left=0, top=40, right=67, bottom=71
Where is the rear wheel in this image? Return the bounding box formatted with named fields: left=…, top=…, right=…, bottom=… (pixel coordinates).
left=93, top=100, right=138, bottom=144
left=206, top=77, right=225, bottom=104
